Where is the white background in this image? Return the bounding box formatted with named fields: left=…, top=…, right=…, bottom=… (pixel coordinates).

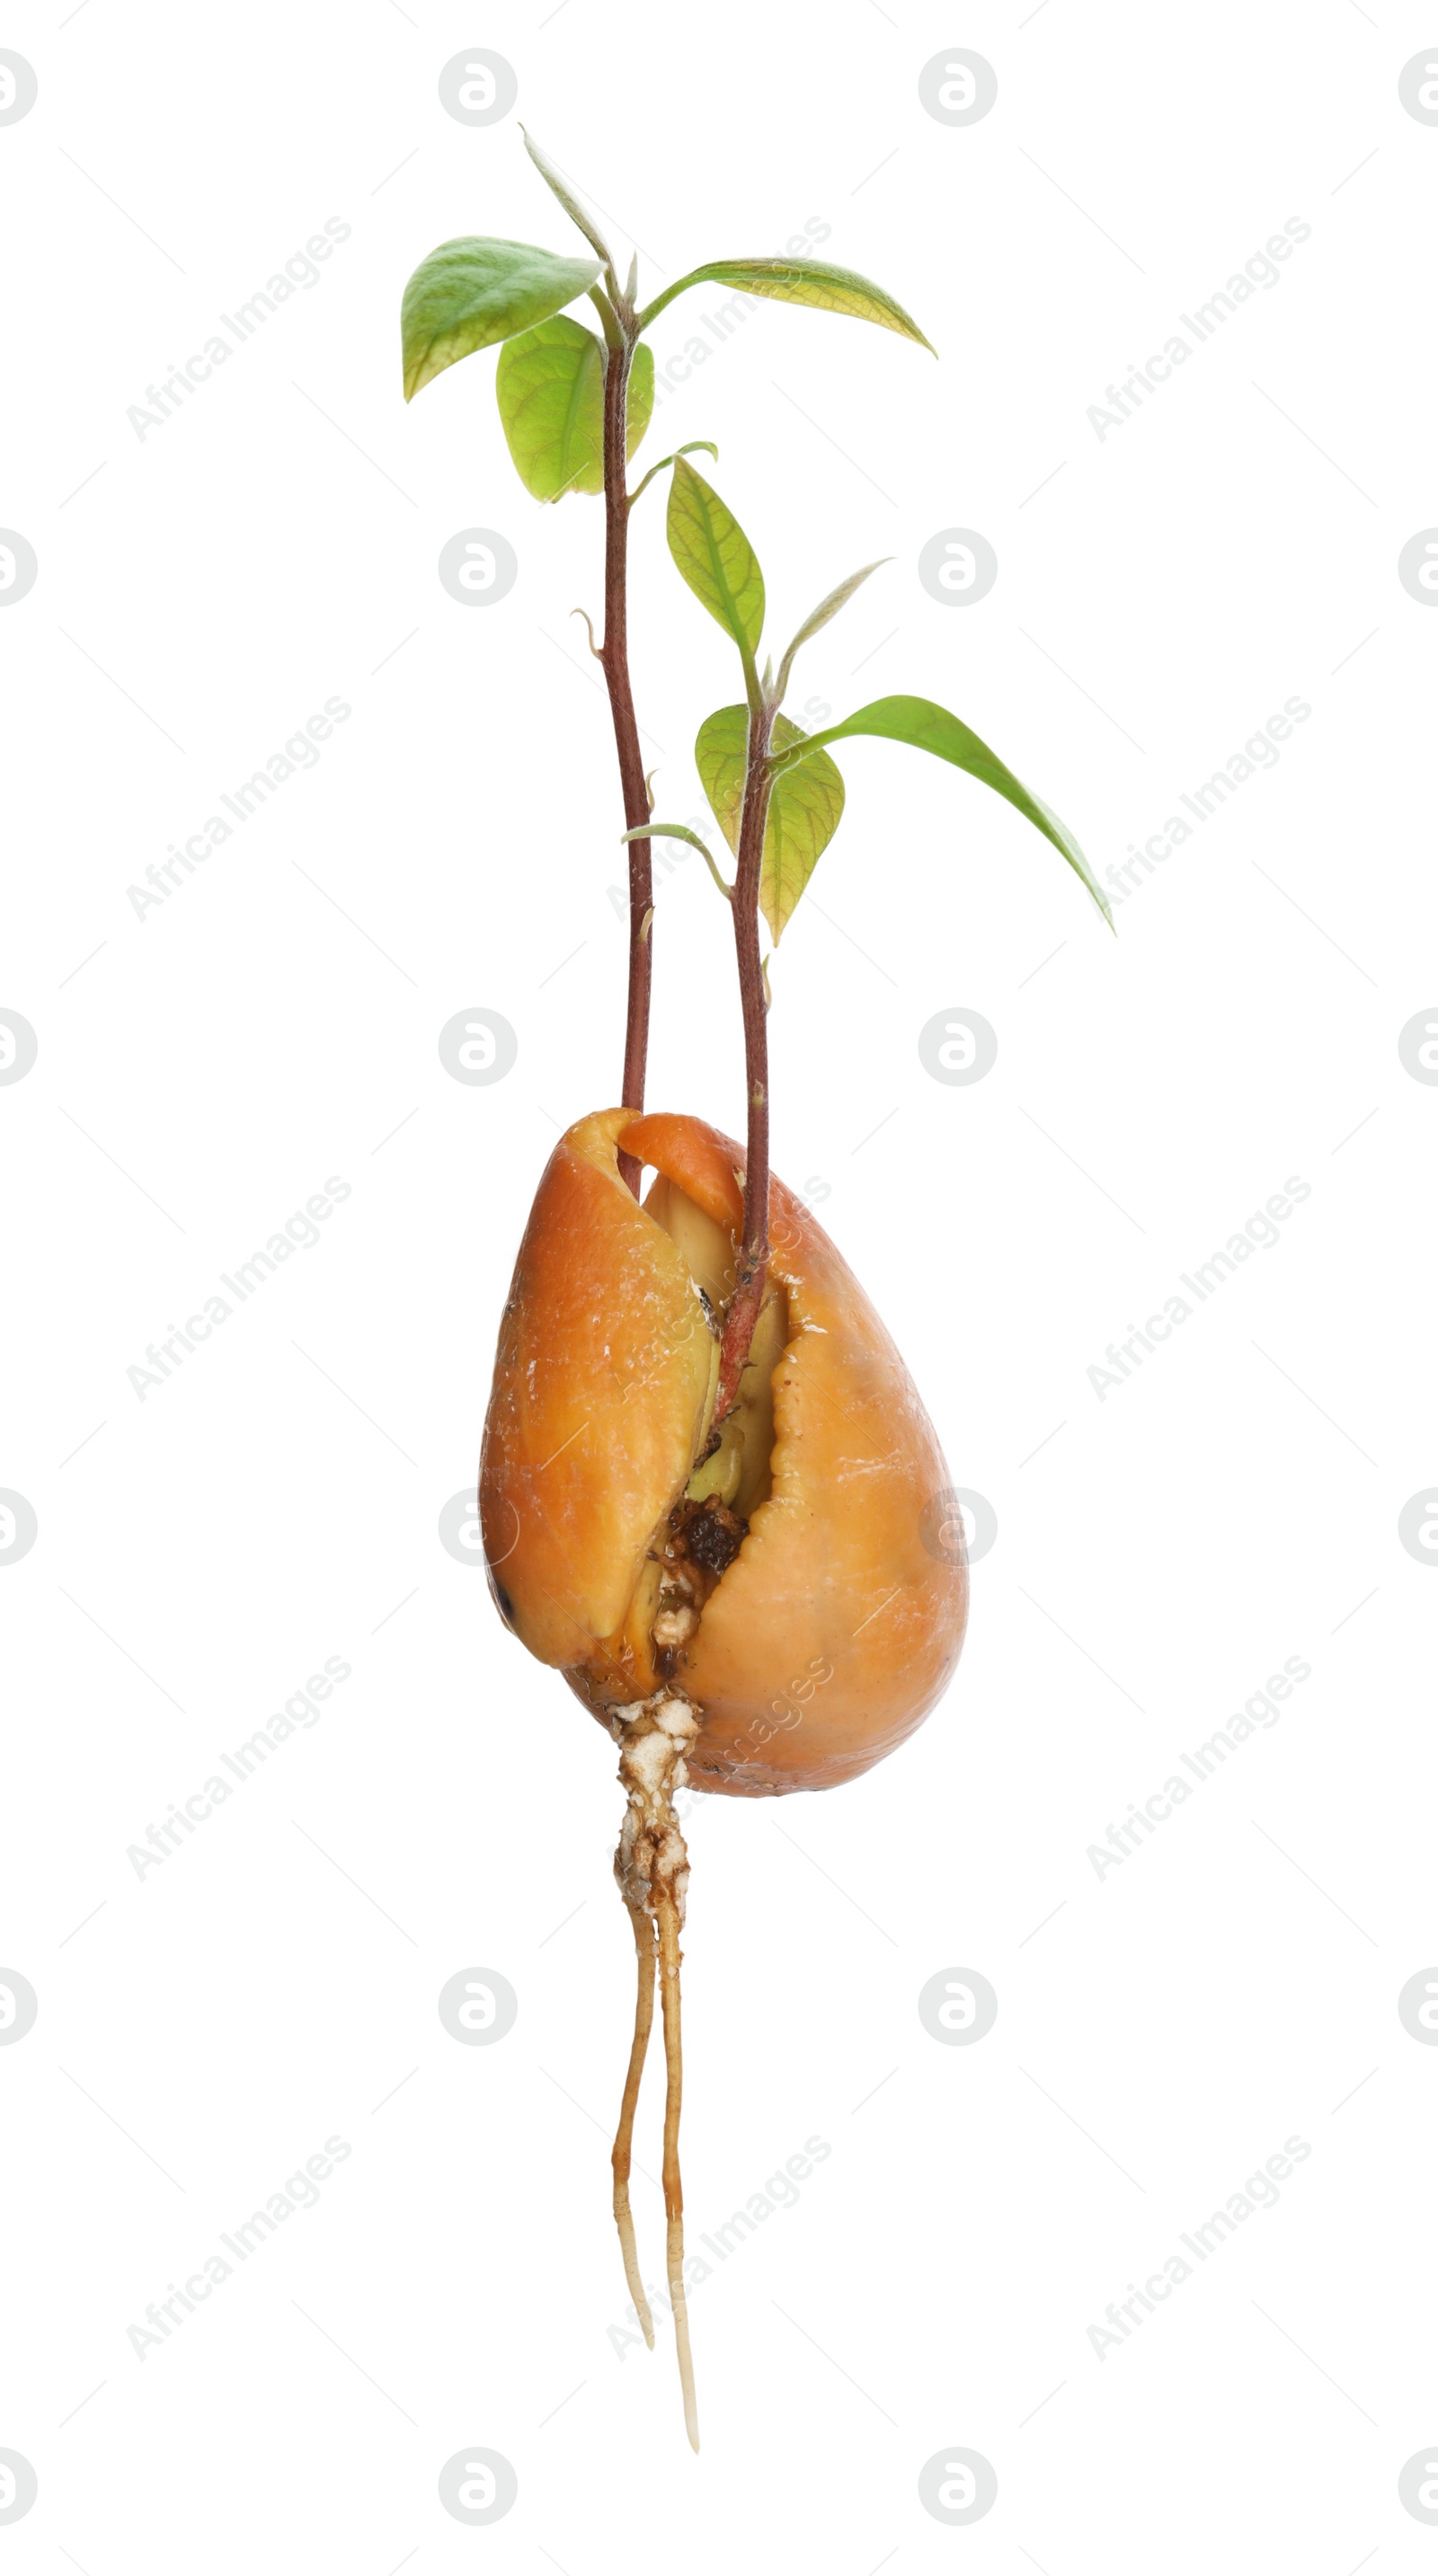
left=4, top=1, right=1437, bottom=2567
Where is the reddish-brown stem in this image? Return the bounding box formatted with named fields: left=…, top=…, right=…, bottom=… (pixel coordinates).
left=714, top=703, right=777, bottom=1420
left=597, top=321, right=652, bottom=1193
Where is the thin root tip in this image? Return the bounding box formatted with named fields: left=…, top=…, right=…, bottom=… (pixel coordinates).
left=678, top=2342, right=699, bottom=2449
left=642, top=2318, right=655, bottom=2350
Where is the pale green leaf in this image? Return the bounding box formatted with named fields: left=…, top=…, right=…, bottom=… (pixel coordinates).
left=401, top=236, right=601, bottom=402
left=620, top=820, right=733, bottom=898
left=770, top=694, right=1111, bottom=926
left=520, top=127, right=616, bottom=273
left=638, top=256, right=932, bottom=351
left=697, top=705, right=846, bottom=943
left=695, top=704, right=753, bottom=856
left=494, top=316, right=653, bottom=500
left=666, top=460, right=764, bottom=688
left=774, top=559, right=889, bottom=701
left=628, top=439, right=718, bottom=510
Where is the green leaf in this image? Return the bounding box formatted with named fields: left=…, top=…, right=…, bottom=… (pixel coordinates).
left=774, top=559, right=889, bottom=702
left=697, top=706, right=846, bottom=944
left=667, top=459, right=765, bottom=695
left=638, top=256, right=932, bottom=352
left=401, top=236, right=602, bottom=402
left=769, top=694, right=1111, bottom=926
left=520, top=127, right=616, bottom=275
left=628, top=439, right=718, bottom=510
left=695, top=705, right=753, bottom=854
left=494, top=317, right=653, bottom=500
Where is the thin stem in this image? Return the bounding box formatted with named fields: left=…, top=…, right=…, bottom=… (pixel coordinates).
left=612, top=1899, right=657, bottom=2348
left=714, top=704, right=777, bottom=1419
left=620, top=820, right=732, bottom=902
left=655, top=1886, right=699, bottom=2452
left=597, top=322, right=652, bottom=1193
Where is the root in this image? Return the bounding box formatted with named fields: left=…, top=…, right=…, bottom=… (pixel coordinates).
left=656, top=1883, right=698, bottom=2449
left=612, top=1896, right=656, bottom=2348
left=611, top=1690, right=703, bottom=2451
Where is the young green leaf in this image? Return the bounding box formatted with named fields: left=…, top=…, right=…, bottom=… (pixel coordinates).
left=628, top=440, right=718, bottom=510
left=769, top=694, right=1112, bottom=926
left=621, top=820, right=733, bottom=899
left=695, top=705, right=752, bottom=855
left=402, top=237, right=601, bottom=402
left=495, top=317, right=654, bottom=500
left=667, top=461, right=765, bottom=700
left=520, top=127, right=617, bottom=277
left=697, top=705, right=846, bottom=943
left=638, top=257, right=932, bottom=351
left=773, top=560, right=889, bottom=703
